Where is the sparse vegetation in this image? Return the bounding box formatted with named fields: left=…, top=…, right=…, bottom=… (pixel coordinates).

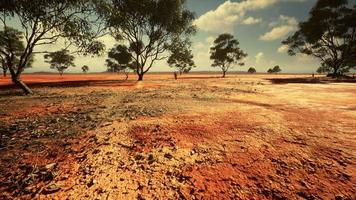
left=44, top=50, right=75, bottom=76
left=283, top=0, right=356, bottom=77
left=210, top=33, right=247, bottom=78
left=102, top=0, right=196, bottom=81
left=82, top=65, right=89, bottom=73
left=268, top=65, right=282, bottom=74
left=0, top=1, right=355, bottom=199
left=248, top=67, right=257, bottom=74
left=0, top=27, right=33, bottom=83
left=106, top=45, right=135, bottom=80
left=0, top=0, right=105, bottom=94
left=167, top=39, right=196, bottom=76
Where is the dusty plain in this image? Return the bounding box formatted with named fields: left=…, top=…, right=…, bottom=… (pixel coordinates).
left=0, top=73, right=355, bottom=199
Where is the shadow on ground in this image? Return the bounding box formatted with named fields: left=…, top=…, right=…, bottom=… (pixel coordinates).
left=0, top=80, right=136, bottom=90
left=267, top=77, right=356, bottom=84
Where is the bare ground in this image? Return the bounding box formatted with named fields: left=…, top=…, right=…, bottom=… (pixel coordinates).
left=0, top=74, right=355, bottom=199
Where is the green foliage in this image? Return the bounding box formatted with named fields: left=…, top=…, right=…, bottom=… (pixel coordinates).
left=82, top=65, right=89, bottom=73
left=1, top=0, right=106, bottom=93
left=104, top=0, right=196, bottom=80
left=248, top=67, right=256, bottom=74
left=283, top=0, right=356, bottom=76
left=106, top=45, right=134, bottom=73
left=167, top=39, right=195, bottom=74
left=267, top=65, right=282, bottom=73
left=210, top=33, right=247, bottom=77
left=0, top=27, right=33, bottom=75
left=44, top=50, right=75, bottom=76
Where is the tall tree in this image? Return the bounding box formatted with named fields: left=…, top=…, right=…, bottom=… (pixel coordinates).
left=0, top=0, right=105, bottom=94
left=210, top=33, right=247, bottom=78
left=167, top=39, right=195, bottom=75
left=106, top=44, right=135, bottom=80
left=103, top=0, right=196, bottom=81
left=282, top=0, right=356, bottom=77
left=0, top=27, right=33, bottom=78
left=44, top=49, right=75, bottom=76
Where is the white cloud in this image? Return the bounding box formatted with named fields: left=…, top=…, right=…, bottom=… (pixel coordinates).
left=206, top=36, right=215, bottom=47
left=255, top=52, right=264, bottom=63
left=193, top=42, right=205, bottom=50
left=277, top=45, right=289, bottom=53
left=194, top=0, right=304, bottom=33
left=242, top=17, right=262, bottom=25
left=260, top=15, right=298, bottom=41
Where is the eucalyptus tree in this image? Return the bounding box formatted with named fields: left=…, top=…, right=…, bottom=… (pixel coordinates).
left=267, top=65, right=282, bottom=74
left=44, top=49, right=75, bottom=76
left=283, top=0, right=356, bottom=77
left=106, top=45, right=135, bottom=80
left=247, top=67, right=256, bottom=74
left=102, top=0, right=196, bottom=81
left=167, top=39, right=195, bottom=75
left=82, top=65, right=89, bottom=73
left=0, top=0, right=106, bottom=94
left=210, top=33, right=247, bottom=78
left=0, top=27, right=33, bottom=78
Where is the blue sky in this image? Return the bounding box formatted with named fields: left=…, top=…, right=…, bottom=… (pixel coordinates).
left=25, top=0, right=321, bottom=73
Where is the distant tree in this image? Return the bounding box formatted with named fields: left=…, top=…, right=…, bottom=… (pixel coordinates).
left=106, top=45, right=135, bottom=80
left=167, top=39, right=195, bottom=76
left=103, top=0, right=196, bottom=81
left=0, top=0, right=105, bottom=94
left=267, top=65, right=282, bottom=74
left=316, top=66, right=329, bottom=74
left=44, top=50, right=75, bottom=76
left=282, top=0, right=356, bottom=77
left=0, top=27, right=33, bottom=78
left=273, top=65, right=281, bottom=73
left=247, top=67, right=256, bottom=74
left=210, top=33, right=247, bottom=78
left=82, top=65, right=89, bottom=73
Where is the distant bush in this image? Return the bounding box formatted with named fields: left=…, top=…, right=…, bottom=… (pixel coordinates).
left=248, top=67, right=256, bottom=73
left=267, top=65, right=281, bottom=74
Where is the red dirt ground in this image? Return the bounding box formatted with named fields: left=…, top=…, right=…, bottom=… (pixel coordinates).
left=0, top=73, right=355, bottom=199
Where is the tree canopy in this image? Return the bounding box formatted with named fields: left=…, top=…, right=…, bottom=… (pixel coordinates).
left=106, top=44, right=136, bottom=80
left=283, top=0, right=356, bottom=77
left=44, top=49, right=75, bottom=76
left=167, top=39, right=195, bottom=75
left=268, top=65, right=282, bottom=73
left=210, top=33, right=247, bottom=78
left=103, top=0, right=196, bottom=81
left=0, top=27, right=33, bottom=77
left=248, top=67, right=256, bottom=74
left=0, top=0, right=106, bottom=93
left=82, top=65, right=89, bottom=73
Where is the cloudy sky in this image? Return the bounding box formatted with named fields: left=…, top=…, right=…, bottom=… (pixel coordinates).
left=28, top=0, right=320, bottom=73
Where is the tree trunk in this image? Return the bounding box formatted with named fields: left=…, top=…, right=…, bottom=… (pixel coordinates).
left=3, top=70, right=6, bottom=77
left=222, top=71, right=226, bottom=78
left=138, top=73, right=144, bottom=81
left=125, top=72, right=129, bottom=80
left=12, top=77, right=33, bottom=95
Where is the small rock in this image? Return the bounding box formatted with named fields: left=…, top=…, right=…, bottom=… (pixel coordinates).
left=42, top=184, right=61, bottom=194
left=164, top=153, right=173, bottom=160
left=45, top=163, right=57, bottom=170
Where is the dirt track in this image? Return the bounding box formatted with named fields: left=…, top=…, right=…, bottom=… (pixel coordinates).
left=0, top=73, right=355, bottom=199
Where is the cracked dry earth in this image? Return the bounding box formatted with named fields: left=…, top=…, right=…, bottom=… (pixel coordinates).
left=0, top=75, right=355, bottom=199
